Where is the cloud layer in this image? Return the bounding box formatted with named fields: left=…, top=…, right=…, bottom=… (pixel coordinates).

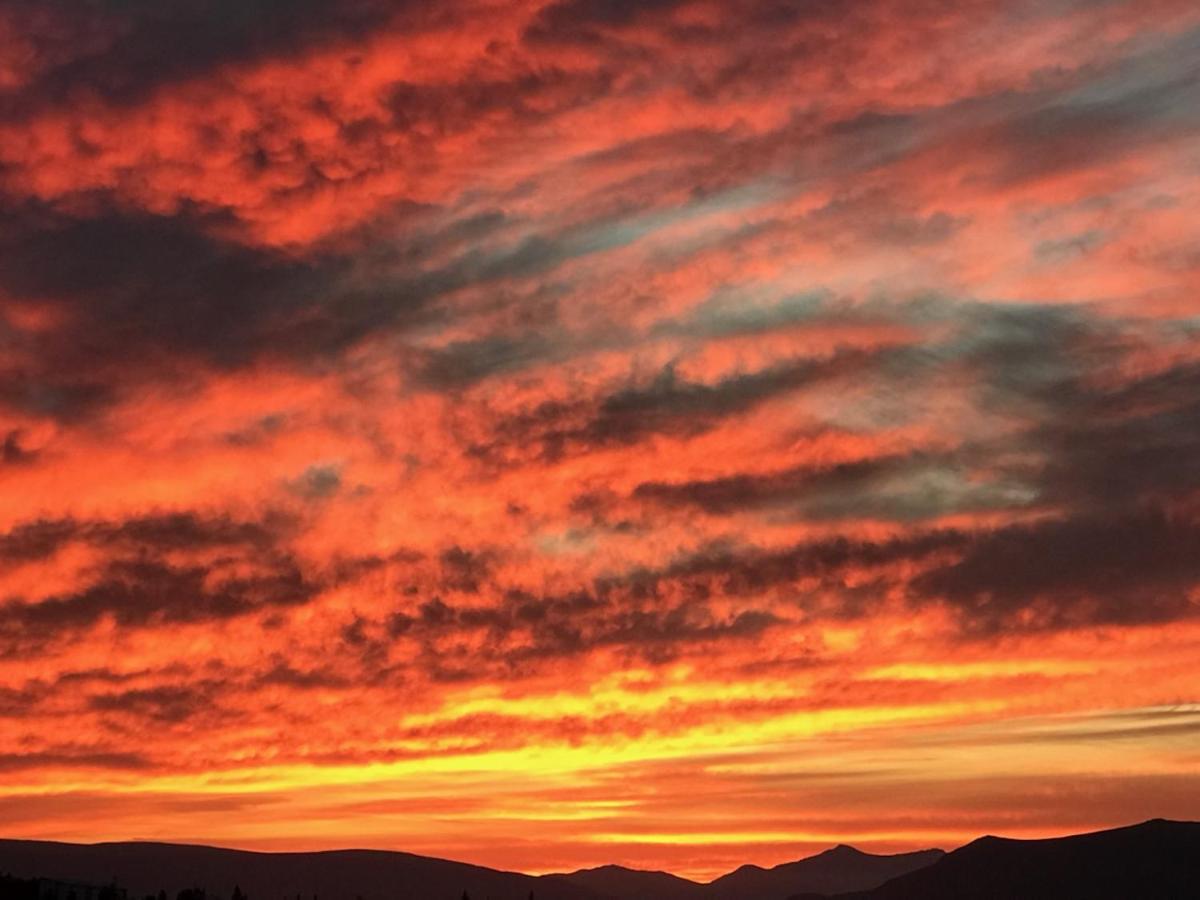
left=1, top=0, right=1198, bottom=879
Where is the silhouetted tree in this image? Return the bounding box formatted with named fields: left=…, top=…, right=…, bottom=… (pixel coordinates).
left=231, top=886, right=247, bottom=900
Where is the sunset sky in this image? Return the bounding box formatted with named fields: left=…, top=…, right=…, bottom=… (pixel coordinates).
left=1, top=0, right=1199, bottom=882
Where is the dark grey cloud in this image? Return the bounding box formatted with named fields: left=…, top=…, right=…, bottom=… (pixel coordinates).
left=637, top=505, right=1200, bottom=638
left=0, top=512, right=286, bottom=567
left=340, top=528, right=1016, bottom=680
left=658, top=302, right=1200, bottom=634
left=632, top=456, right=879, bottom=512
left=416, top=334, right=559, bottom=389
left=0, top=199, right=539, bottom=417
left=657, top=531, right=965, bottom=600
left=258, top=660, right=351, bottom=691
left=1, top=431, right=36, bottom=465
left=439, top=546, right=494, bottom=593
left=800, top=301, right=1200, bottom=634
left=353, top=576, right=779, bottom=679
left=0, top=511, right=340, bottom=656
left=658, top=290, right=832, bottom=341
left=864, top=302, right=1200, bottom=513
left=287, top=464, right=343, bottom=500
left=524, top=0, right=852, bottom=54
left=0, top=519, right=82, bottom=565
left=464, top=300, right=1200, bottom=642
left=387, top=68, right=613, bottom=137
left=527, top=0, right=686, bottom=41
left=0, top=0, right=399, bottom=116
left=0, top=201, right=354, bottom=416
left=3, top=209, right=316, bottom=355
left=803, top=190, right=967, bottom=246
left=472, top=349, right=874, bottom=464
left=0, top=193, right=695, bottom=417
left=590, top=357, right=839, bottom=435
left=1032, top=359, right=1200, bottom=510
left=631, top=451, right=1005, bottom=522
left=88, top=683, right=220, bottom=724
left=980, top=28, right=1200, bottom=187
left=1033, top=230, right=1108, bottom=264
left=0, top=749, right=154, bottom=772
left=2, top=556, right=316, bottom=639
left=912, top=508, right=1200, bottom=634
left=0, top=685, right=42, bottom=718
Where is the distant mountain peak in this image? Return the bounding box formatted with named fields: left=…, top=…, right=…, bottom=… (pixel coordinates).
left=705, top=843, right=946, bottom=900
left=808, top=819, right=1200, bottom=900
left=821, top=844, right=865, bottom=857
left=575, top=862, right=694, bottom=879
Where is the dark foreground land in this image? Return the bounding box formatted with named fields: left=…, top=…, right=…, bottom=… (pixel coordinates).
left=792, top=818, right=1200, bottom=900
left=1, top=819, right=1196, bottom=900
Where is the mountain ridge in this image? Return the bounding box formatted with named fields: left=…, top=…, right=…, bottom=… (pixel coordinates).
left=701, top=845, right=942, bottom=899
left=789, top=818, right=1200, bottom=900
left=0, top=837, right=939, bottom=900
left=5, top=820, right=1196, bottom=900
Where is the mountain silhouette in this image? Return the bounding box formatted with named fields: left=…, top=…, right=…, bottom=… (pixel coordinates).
left=0, top=839, right=943, bottom=900
left=790, top=819, right=1200, bottom=900
left=8, top=822, right=1196, bottom=900
left=545, top=864, right=705, bottom=900
left=546, top=845, right=943, bottom=900
left=702, top=845, right=943, bottom=900
left=0, top=840, right=602, bottom=900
